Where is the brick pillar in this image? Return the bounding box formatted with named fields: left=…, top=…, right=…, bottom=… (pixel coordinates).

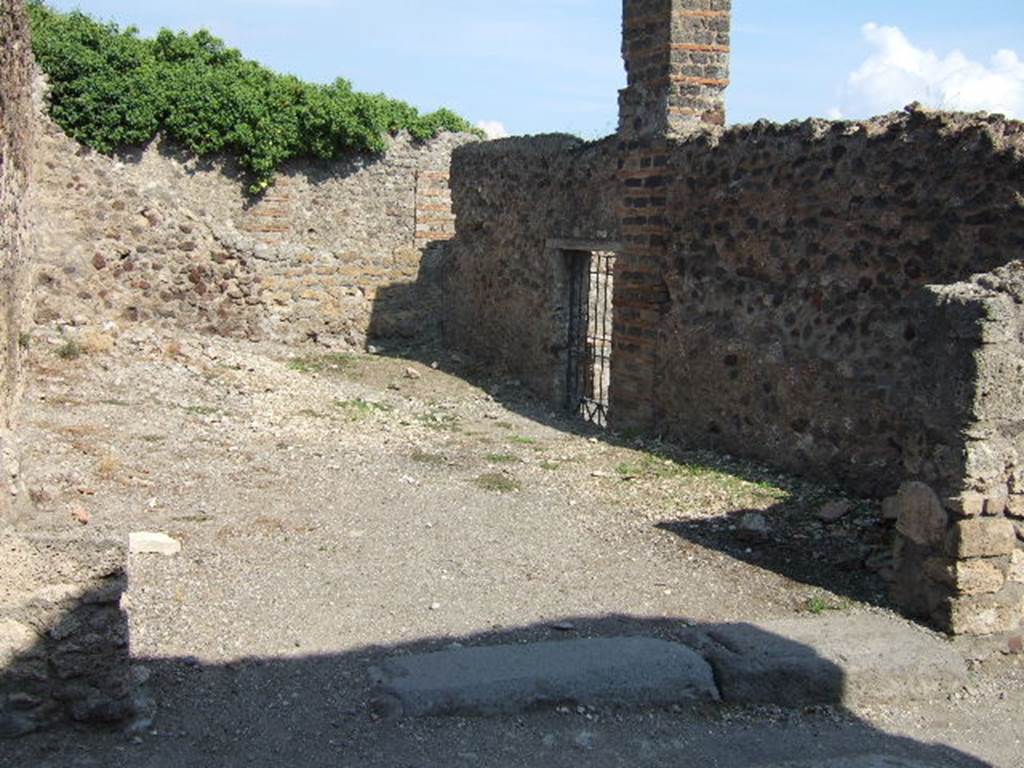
left=611, top=0, right=730, bottom=432
left=619, top=0, right=731, bottom=139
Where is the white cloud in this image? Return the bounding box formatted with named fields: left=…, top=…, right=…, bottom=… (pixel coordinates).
left=476, top=120, right=510, bottom=139
left=832, top=23, right=1024, bottom=119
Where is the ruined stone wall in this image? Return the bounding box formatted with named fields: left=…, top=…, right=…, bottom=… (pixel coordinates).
left=648, top=110, right=1024, bottom=499
left=445, top=135, right=621, bottom=400
left=0, top=530, right=133, bottom=737
left=634, top=110, right=1024, bottom=634
left=32, top=90, right=476, bottom=347
left=445, top=110, right=1024, bottom=634
left=0, top=0, right=33, bottom=430
left=2, top=8, right=138, bottom=736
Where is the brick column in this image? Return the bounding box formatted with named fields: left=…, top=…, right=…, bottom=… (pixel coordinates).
left=619, top=0, right=731, bottom=139
left=611, top=0, right=730, bottom=432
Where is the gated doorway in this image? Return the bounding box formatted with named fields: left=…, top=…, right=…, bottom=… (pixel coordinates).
left=565, top=249, right=616, bottom=428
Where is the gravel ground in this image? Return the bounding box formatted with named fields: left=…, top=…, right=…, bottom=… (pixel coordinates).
left=3, top=326, right=1022, bottom=767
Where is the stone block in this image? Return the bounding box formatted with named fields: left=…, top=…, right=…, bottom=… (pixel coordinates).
left=945, top=518, right=1017, bottom=559
left=881, top=495, right=900, bottom=522
left=985, top=489, right=1009, bottom=516
left=1010, top=550, right=1024, bottom=585
left=128, top=531, right=181, bottom=557
left=920, top=553, right=952, bottom=580
left=952, top=559, right=1007, bottom=596
left=894, top=482, right=948, bottom=547
left=943, top=492, right=985, bottom=517
left=1008, top=494, right=1024, bottom=519
left=0, top=619, right=40, bottom=666
left=947, top=585, right=1024, bottom=635
left=691, top=614, right=966, bottom=707
left=370, top=638, right=719, bottom=717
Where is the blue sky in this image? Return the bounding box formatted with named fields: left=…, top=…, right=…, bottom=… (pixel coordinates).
left=43, top=1, right=1024, bottom=138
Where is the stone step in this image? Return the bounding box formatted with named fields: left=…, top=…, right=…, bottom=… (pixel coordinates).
left=370, top=614, right=968, bottom=719
left=678, top=614, right=968, bottom=708
left=369, top=637, right=719, bottom=717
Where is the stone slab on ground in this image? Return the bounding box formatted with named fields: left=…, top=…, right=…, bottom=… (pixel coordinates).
left=370, top=637, right=719, bottom=717
left=767, top=758, right=954, bottom=768
left=128, top=532, right=181, bottom=557
left=685, top=614, right=967, bottom=708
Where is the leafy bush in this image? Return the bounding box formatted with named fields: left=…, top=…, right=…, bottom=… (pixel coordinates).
left=28, top=2, right=480, bottom=191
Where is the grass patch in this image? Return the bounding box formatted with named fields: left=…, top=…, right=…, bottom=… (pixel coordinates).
left=484, top=453, right=519, bottom=465
left=101, top=399, right=130, bottom=407
left=615, top=454, right=683, bottom=480
left=288, top=353, right=358, bottom=376
left=417, top=411, right=461, bottom=432
left=334, top=398, right=390, bottom=421
left=17, top=332, right=31, bottom=350
left=510, top=435, right=538, bottom=446
left=138, top=434, right=165, bottom=444
left=802, top=595, right=849, bottom=616
left=184, top=405, right=220, bottom=417
left=613, top=449, right=790, bottom=500
left=475, top=473, right=521, bottom=493
left=411, top=449, right=448, bottom=466
left=55, top=340, right=82, bottom=360
left=539, top=460, right=561, bottom=471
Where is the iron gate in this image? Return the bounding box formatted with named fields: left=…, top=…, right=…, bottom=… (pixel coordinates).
left=566, top=250, right=615, bottom=428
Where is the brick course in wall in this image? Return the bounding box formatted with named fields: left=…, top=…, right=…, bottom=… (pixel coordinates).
left=415, top=170, right=456, bottom=246
left=619, top=0, right=730, bottom=139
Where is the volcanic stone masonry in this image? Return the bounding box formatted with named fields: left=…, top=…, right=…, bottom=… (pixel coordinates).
left=0, top=0, right=34, bottom=473
left=2, top=0, right=137, bottom=738
left=444, top=0, right=1024, bottom=635
left=31, top=88, right=476, bottom=348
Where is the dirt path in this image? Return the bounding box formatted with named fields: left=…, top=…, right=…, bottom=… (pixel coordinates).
left=4, top=327, right=1022, bottom=767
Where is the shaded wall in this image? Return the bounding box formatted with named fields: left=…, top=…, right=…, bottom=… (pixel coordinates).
left=445, top=135, right=621, bottom=400
left=1, top=530, right=132, bottom=737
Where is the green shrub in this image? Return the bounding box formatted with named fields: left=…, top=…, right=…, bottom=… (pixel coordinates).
left=55, top=339, right=82, bottom=360
left=28, top=2, right=481, bottom=192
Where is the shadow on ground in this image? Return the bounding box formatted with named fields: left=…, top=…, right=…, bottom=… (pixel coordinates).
left=365, top=290, right=897, bottom=615
left=655, top=503, right=895, bottom=610
left=1, top=583, right=990, bottom=767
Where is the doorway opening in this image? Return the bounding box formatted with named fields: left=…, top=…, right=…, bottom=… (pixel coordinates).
left=566, top=249, right=616, bottom=428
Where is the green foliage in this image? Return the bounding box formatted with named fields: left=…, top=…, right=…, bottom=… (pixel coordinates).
left=484, top=453, right=519, bottom=464
left=27, top=2, right=481, bottom=192
left=287, top=352, right=358, bottom=375
left=55, top=339, right=81, bottom=360
left=475, top=473, right=521, bottom=493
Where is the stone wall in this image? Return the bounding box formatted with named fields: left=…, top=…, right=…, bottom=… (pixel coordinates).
left=0, top=0, right=33, bottom=435
left=644, top=111, right=1024, bottom=499
left=32, top=87, right=477, bottom=347
left=0, top=529, right=133, bottom=737
left=639, top=112, right=1024, bottom=635
left=444, top=0, right=1024, bottom=635
left=445, top=135, right=621, bottom=401
left=2, top=2, right=137, bottom=736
